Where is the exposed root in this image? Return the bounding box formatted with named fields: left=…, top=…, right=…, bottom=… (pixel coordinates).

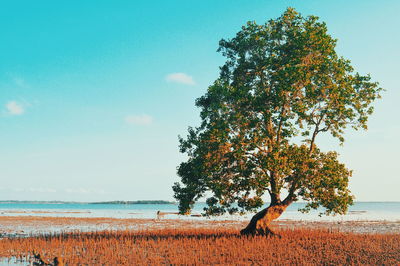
left=240, top=204, right=288, bottom=237
left=240, top=224, right=280, bottom=237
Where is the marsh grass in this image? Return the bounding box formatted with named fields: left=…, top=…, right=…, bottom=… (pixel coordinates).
left=0, top=228, right=399, bottom=265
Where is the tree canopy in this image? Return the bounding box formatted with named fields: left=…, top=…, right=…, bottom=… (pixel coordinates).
left=173, top=8, right=382, bottom=218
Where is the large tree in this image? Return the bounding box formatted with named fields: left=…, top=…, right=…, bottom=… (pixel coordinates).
left=173, top=8, right=382, bottom=235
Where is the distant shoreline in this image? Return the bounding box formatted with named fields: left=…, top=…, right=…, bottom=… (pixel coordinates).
left=89, top=200, right=175, bottom=205
left=0, top=200, right=399, bottom=204
left=0, top=200, right=176, bottom=205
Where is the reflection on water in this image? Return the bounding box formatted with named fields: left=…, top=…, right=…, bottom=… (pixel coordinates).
left=0, top=257, right=29, bottom=266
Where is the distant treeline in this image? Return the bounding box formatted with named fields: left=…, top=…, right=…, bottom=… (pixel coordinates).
left=89, top=200, right=175, bottom=205
left=0, top=200, right=175, bottom=205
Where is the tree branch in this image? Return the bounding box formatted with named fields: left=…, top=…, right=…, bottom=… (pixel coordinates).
left=283, top=174, right=298, bottom=205
left=309, top=113, right=325, bottom=154
left=269, top=171, right=280, bottom=204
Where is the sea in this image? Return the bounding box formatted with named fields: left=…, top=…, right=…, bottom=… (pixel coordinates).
left=0, top=202, right=399, bottom=221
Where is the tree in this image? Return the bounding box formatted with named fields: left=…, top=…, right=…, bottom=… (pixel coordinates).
left=173, top=8, right=382, bottom=236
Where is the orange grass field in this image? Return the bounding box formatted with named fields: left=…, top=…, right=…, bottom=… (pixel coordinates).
left=0, top=228, right=399, bottom=265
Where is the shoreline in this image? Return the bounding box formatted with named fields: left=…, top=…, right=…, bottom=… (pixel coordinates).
left=0, top=216, right=399, bottom=238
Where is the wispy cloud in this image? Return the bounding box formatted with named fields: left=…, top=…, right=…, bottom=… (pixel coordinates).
left=5, top=101, right=25, bottom=115
left=12, top=76, right=29, bottom=88
left=13, top=187, right=57, bottom=193
left=125, top=114, right=153, bottom=125
left=165, top=72, right=195, bottom=85
left=65, top=188, right=106, bottom=194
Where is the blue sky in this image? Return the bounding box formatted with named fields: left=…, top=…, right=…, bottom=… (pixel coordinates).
left=0, top=0, right=399, bottom=201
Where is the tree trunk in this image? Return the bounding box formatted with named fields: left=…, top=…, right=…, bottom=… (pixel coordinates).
left=240, top=203, right=289, bottom=236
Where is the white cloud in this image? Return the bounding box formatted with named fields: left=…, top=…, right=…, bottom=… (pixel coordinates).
left=29, top=187, right=57, bottom=193
left=125, top=114, right=153, bottom=125
left=5, top=101, right=24, bottom=115
left=165, top=72, right=195, bottom=85
left=65, top=188, right=105, bottom=194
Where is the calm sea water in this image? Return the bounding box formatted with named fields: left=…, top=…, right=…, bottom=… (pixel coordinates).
left=0, top=202, right=399, bottom=221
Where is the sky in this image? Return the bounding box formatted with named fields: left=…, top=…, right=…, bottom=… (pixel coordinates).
left=0, top=0, right=399, bottom=202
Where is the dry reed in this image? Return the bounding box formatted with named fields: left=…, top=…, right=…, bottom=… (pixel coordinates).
left=0, top=228, right=399, bottom=265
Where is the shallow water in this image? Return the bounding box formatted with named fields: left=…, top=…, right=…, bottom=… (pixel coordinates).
left=0, top=257, right=27, bottom=266
left=0, top=202, right=399, bottom=221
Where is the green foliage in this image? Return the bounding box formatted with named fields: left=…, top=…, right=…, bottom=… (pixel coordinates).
left=173, top=8, right=382, bottom=216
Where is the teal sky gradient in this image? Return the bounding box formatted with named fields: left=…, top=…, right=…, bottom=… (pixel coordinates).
left=1, top=0, right=399, bottom=201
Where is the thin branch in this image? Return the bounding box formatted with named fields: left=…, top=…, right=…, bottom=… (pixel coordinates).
left=309, top=113, right=325, bottom=154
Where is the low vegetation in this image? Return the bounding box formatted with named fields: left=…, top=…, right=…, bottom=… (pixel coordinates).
left=89, top=200, right=174, bottom=205
left=1, top=228, right=398, bottom=265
